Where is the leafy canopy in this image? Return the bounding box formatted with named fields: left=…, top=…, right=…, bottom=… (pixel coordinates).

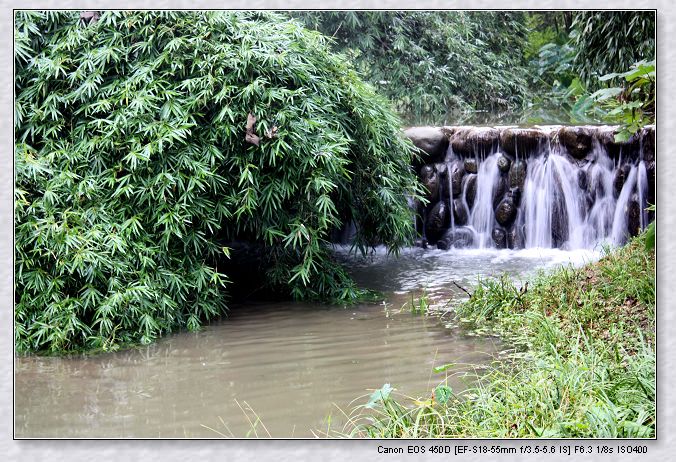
left=571, top=12, right=655, bottom=89
left=15, top=11, right=422, bottom=353
left=296, top=11, right=531, bottom=120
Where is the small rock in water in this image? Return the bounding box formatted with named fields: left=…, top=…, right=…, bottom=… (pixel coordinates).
left=495, top=198, right=517, bottom=226
left=497, top=154, right=511, bottom=173
left=492, top=227, right=507, bottom=249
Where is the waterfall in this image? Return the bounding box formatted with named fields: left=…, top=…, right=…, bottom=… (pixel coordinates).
left=611, top=166, right=638, bottom=245
left=522, top=147, right=589, bottom=249
left=447, top=171, right=455, bottom=231
left=405, top=125, right=655, bottom=251
left=468, top=153, right=500, bottom=248
left=584, top=142, right=616, bottom=245
left=637, top=160, right=648, bottom=231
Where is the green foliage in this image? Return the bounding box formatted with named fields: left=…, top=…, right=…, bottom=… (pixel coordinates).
left=588, top=60, right=655, bottom=142
left=296, top=11, right=530, bottom=118
left=15, top=11, right=423, bottom=353
left=571, top=12, right=655, bottom=89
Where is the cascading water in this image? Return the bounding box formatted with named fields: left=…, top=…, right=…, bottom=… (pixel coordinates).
left=611, top=166, right=638, bottom=245
left=523, top=146, right=589, bottom=249
left=637, top=158, right=649, bottom=231
left=468, top=153, right=501, bottom=248
left=410, top=125, right=655, bottom=251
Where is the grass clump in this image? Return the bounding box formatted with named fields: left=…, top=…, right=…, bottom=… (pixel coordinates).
left=333, top=237, right=655, bottom=438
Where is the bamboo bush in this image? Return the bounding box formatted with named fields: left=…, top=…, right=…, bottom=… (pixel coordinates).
left=15, top=11, right=423, bottom=353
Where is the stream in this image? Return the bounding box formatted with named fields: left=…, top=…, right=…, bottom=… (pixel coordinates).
left=15, top=246, right=599, bottom=438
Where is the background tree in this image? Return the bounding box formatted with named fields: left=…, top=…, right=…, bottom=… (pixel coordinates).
left=571, top=11, right=655, bottom=89
left=296, top=11, right=530, bottom=120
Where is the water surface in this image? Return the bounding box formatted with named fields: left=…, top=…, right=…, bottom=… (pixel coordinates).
left=15, top=247, right=598, bottom=438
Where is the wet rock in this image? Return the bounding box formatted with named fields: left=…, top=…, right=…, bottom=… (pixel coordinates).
left=445, top=127, right=499, bottom=158
left=450, top=160, right=465, bottom=197
left=434, top=162, right=448, bottom=176
left=588, top=169, right=606, bottom=199
left=627, top=194, right=641, bottom=237
left=425, top=200, right=449, bottom=244
left=495, top=198, right=517, bottom=226
left=508, top=160, right=527, bottom=188
left=551, top=194, right=569, bottom=247
left=500, top=128, right=547, bottom=157
left=497, top=154, right=511, bottom=173
left=405, top=126, right=449, bottom=164
left=596, top=126, right=640, bottom=161
left=468, top=127, right=500, bottom=156
left=464, top=158, right=478, bottom=174
left=492, top=176, right=509, bottom=209
left=492, top=227, right=507, bottom=249
left=613, top=164, right=632, bottom=198
left=558, top=126, right=593, bottom=159
left=641, top=125, right=655, bottom=162
left=464, top=174, right=477, bottom=210
left=646, top=160, right=655, bottom=207
left=453, top=198, right=469, bottom=226
left=577, top=169, right=588, bottom=190
left=507, top=186, right=521, bottom=206
left=506, top=225, right=525, bottom=250
left=447, top=129, right=472, bottom=157
left=585, top=192, right=595, bottom=210
left=437, top=226, right=475, bottom=250
left=436, top=164, right=451, bottom=200
left=420, top=165, right=440, bottom=200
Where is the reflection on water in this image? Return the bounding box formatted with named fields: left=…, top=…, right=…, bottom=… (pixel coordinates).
left=15, top=302, right=499, bottom=438
left=15, top=247, right=597, bottom=438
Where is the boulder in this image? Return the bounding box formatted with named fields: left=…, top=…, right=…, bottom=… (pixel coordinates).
left=492, top=227, right=507, bottom=249
left=551, top=194, right=569, bottom=247
left=595, top=126, right=640, bottom=161
left=495, top=198, right=517, bottom=226
left=492, top=176, right=509, bottom=209
left=613, top=164, right=632, bottom=198
left=506, top=225, right=525, bottom=250
left=437, top=226, right=475, bottom=250
left=445, top=126, right=499, bottom=157
left=450, top=160, right=465, bottom=197
left=464, top=158, right=478, bottom=174
left=646, top=160, right=655, bottom=207
left=627, top=194, right=641, bottom=237
left=497, top=154, right=511, bottom=173
left=508, top=160, right=527, bottom=188
left=420, top=165, right=440, bottom=200
left=507, top=186, right=521, bottom=207
left=425, top=200, right=449, bottom=244
left=464, top=174, right=477, bottom=210
left=558, top=126, right=593, bottom=159
left=405, top=126, right=449, bottom=164
left=453, top=198, right=469, bottom=226
left=641, top=125, right=655, bottom=162
left=499, top=128, right=546, bottom=157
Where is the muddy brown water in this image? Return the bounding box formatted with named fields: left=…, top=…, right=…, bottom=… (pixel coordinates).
left=15, top=247, right=598, bottom=438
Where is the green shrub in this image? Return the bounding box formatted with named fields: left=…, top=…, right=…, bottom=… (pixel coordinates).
left=14, top=11, right=423, bottom=353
